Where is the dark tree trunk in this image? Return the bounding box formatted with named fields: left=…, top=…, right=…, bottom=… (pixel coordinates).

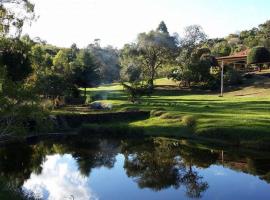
left=148, top=65, right=155, bottom=88
left=148, top=79, right=154, bottom=88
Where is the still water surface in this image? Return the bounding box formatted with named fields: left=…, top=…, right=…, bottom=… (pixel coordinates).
left=0, top=137, right=270, bottom=200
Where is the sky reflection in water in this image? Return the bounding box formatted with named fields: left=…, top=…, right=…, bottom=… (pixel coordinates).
left=23, top=154, right=98, bottom=200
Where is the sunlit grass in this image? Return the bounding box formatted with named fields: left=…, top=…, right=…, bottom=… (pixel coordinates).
left=69, top=75, right=270, bottom=147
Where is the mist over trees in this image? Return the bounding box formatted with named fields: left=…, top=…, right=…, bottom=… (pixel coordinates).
left=87, top=40, right=120, bottom=84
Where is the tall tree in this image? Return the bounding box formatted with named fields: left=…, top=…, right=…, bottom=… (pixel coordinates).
left=181, top=25, right=207, bottom=49
left=69, top=43, right=79, bottom=61
left=121, top=22, right=177, bottom=88
left=72, top=50, right=100, bottom=97
left=169, top=25, right=217, bottom=87
left=156, top=21, right=169, bottom=34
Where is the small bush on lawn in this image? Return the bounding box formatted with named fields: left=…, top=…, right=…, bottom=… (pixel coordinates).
left=224, top=68, right=242, bottom=85
left=182, top=115, right=196, bottom=128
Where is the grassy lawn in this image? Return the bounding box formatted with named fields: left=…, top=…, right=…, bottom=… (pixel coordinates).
left=56, top=71, right=270, bottom=148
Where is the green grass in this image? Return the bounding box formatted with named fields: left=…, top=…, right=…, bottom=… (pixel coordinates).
left=58, top=71, right=270, bottom=149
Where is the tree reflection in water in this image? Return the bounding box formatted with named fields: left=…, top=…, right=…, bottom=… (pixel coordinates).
left=0, top=137, right=270, bottom=199
left=122, top=139, right=210, bottom=198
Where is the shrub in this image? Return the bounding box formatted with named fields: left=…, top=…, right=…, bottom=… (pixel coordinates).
left=224, top=68, right=242, bottom=85
left=122, top=83, right=153, bottom=103
left=182, top=115, right=196, bottom=128
left=247, top=46, right=270, bottom=65
left=203, top=75, right=220, bottom=90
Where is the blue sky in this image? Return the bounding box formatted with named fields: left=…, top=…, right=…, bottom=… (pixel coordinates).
left=23, top=0, right=270, bottom=48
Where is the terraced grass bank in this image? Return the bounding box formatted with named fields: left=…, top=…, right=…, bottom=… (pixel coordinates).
left=55, top=72, right=270, bottom=150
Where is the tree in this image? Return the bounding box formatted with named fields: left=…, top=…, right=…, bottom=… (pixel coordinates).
left=52, top=49, right=70, bottom=74
left=88, top=43, right=120, bottom=83
left=212, top=41, right=231, bottom=57
left=170, top=46, right=216, bottom=87
left=137, top=31, right=177, bottom=87
left=181, top=25, right=207, bottom=49
left=120, top=63, right=153, bottom=102
left=256, top=21, right=270, bottom=48
left=0, top=0, right=35, bottom=37
left=35, top=74, right=68, bottom=99
left=120, top=22, right=177, bottom=88
left=247, top=46, right=270, bottom=67
left=69, top=43, right=79, bottom=61
left=31, top=44, right=52, bottom=72
left=0, top=37, right=32, bottom=82
left=0, top=1, right=51, bottom=136
left=72, top=50, right=100, bottom=97
left=121, top=63, right=142, bottom=83
left=156, top=21, right=169, bottom=34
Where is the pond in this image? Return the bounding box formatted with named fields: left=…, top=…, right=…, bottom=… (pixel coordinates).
left=0, top=137, right=270, bottom=200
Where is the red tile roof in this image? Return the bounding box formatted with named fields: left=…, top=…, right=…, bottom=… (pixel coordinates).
left=232, top=49, right=250, bottom=57
left=217, top=50, right=249, bottom=62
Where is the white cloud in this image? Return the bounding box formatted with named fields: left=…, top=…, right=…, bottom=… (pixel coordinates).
left=23, top=154, right=98, bottom=200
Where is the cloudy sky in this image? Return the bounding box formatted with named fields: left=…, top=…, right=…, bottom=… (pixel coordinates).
left=23, top=0, right=270, bottom=48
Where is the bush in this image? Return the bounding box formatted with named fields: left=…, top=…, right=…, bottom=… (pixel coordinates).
left=182, top=115, right=196, bottom=128
left=247, top=47, right=270, bottom=65
left=35, top=74, right=68, bottom=98
left=224, top=68, right=242, bottom=85
left=122, top=83, right=153, bottom=103
left=0, top=104, right=52, bottom=135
